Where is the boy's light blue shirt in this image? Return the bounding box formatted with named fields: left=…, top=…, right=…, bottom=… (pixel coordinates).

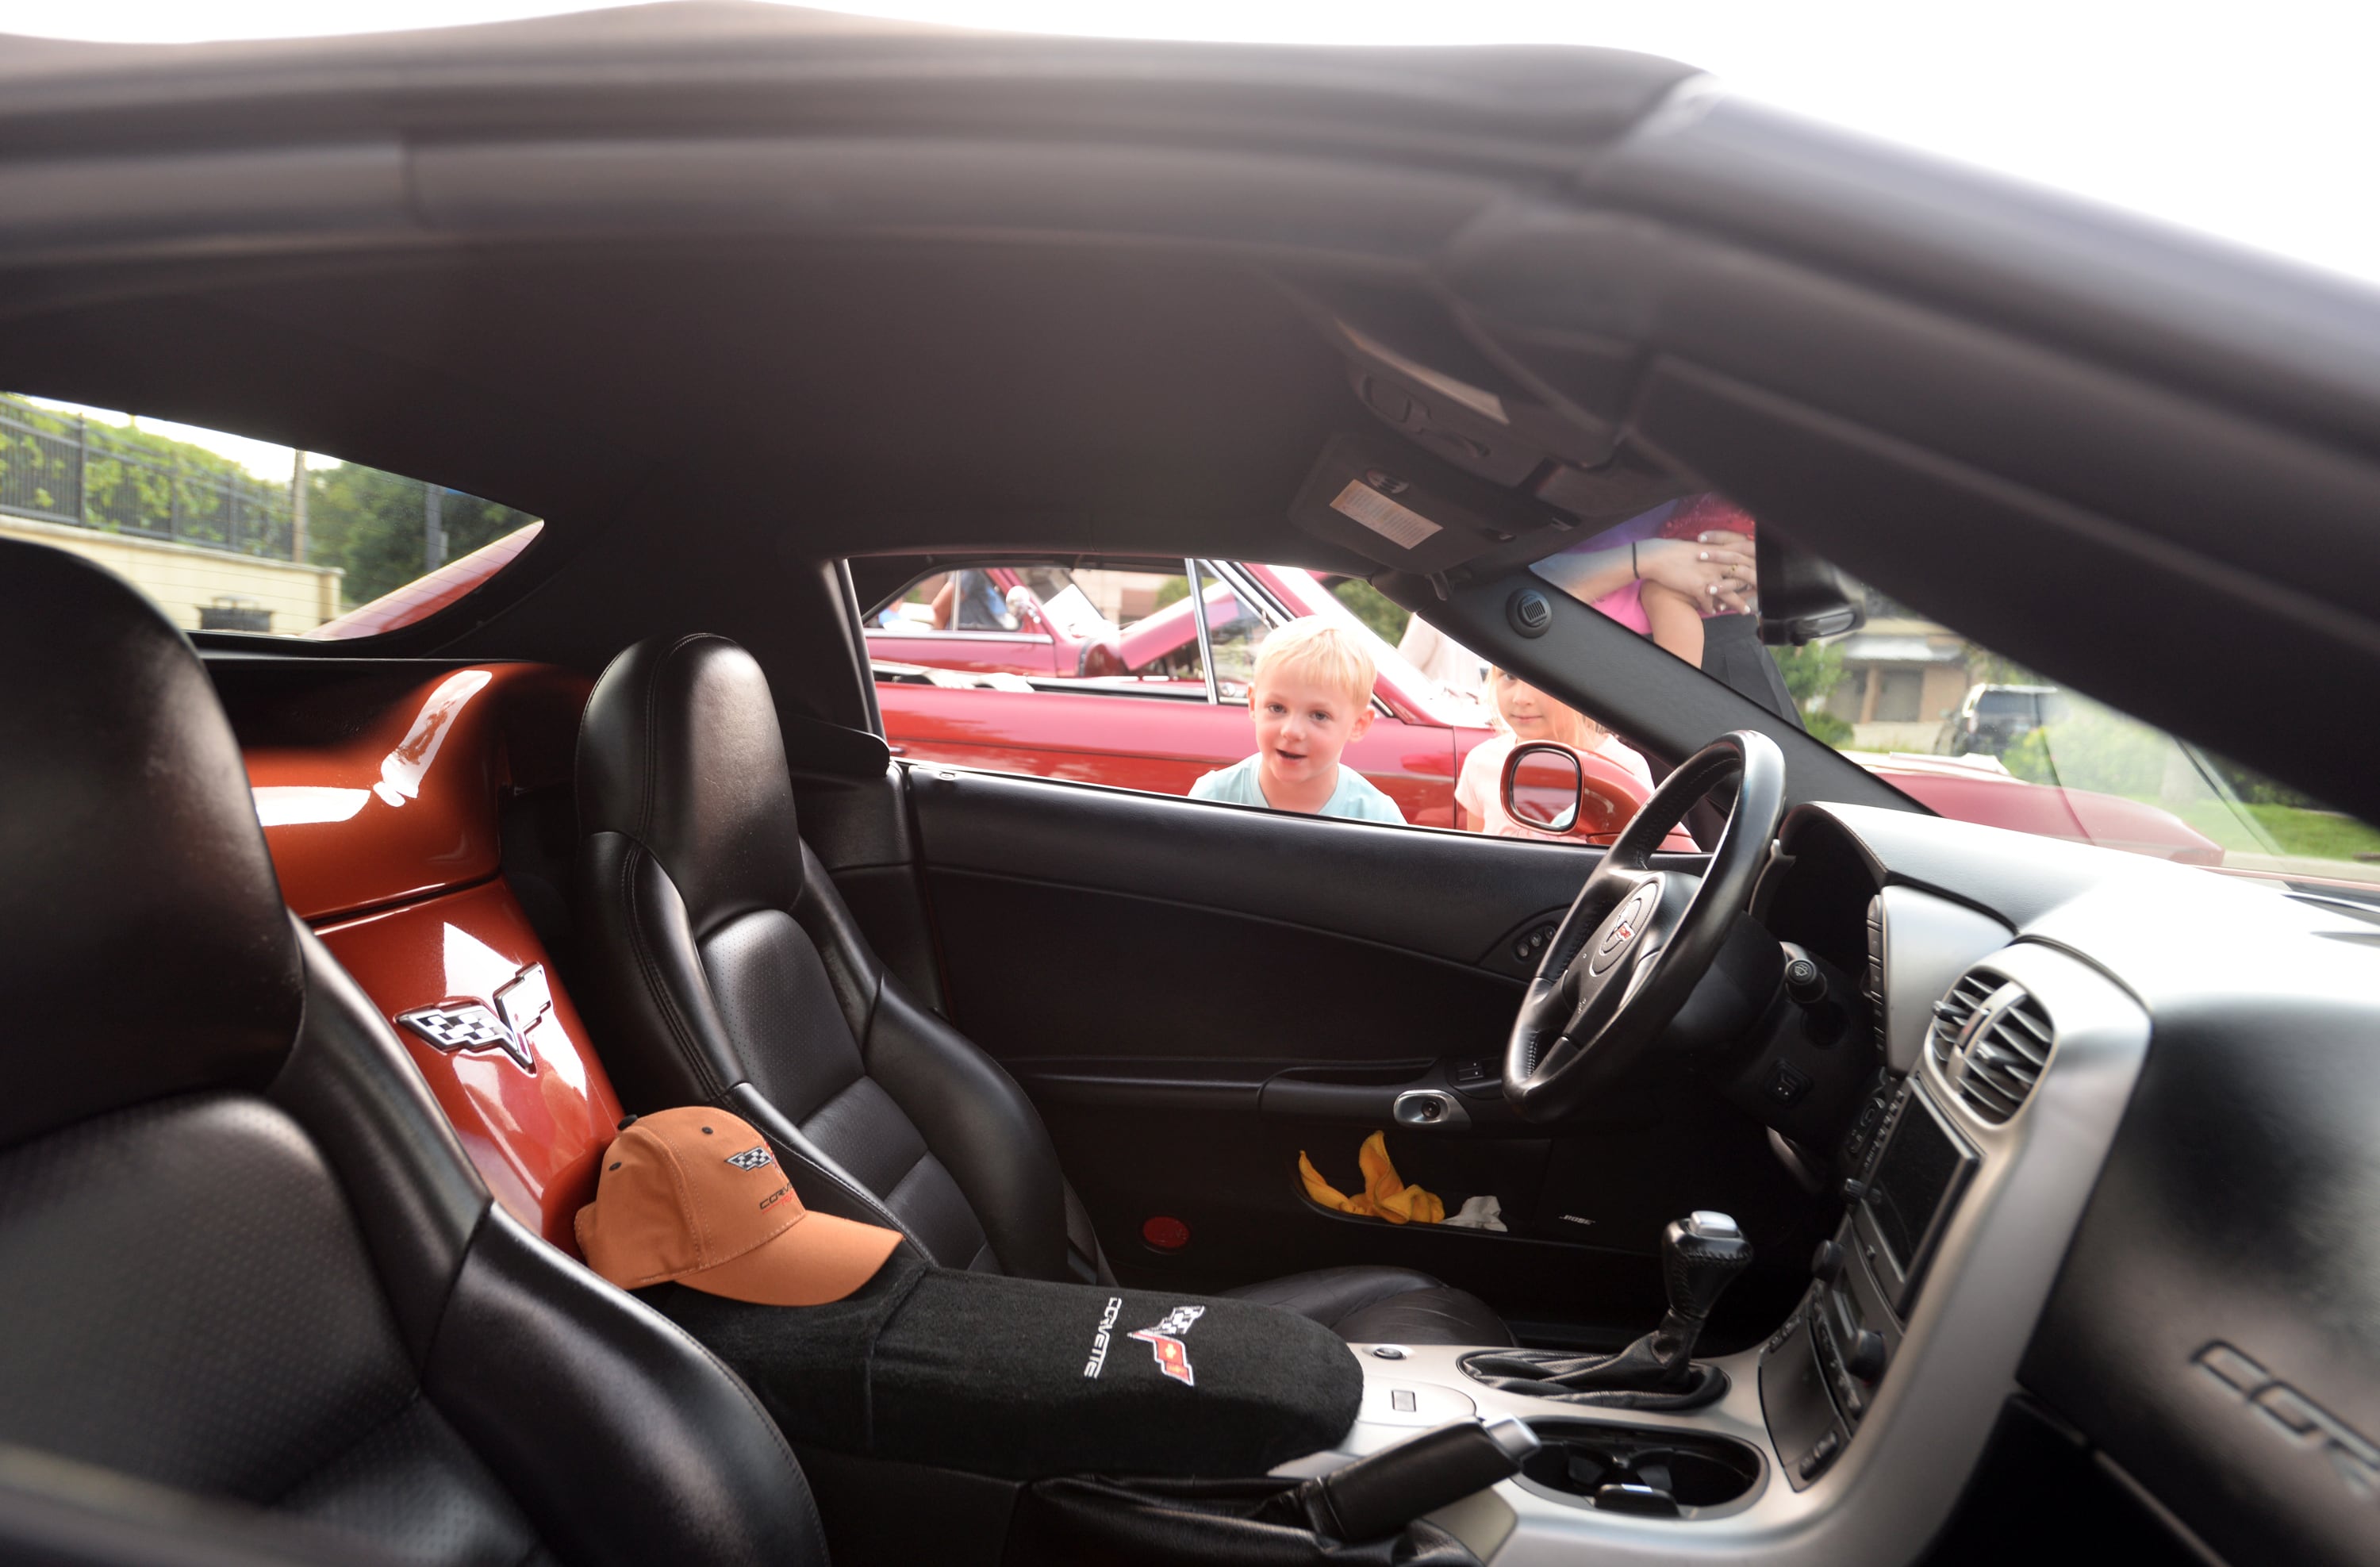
left=1187, top=755, right=1407, bottom=824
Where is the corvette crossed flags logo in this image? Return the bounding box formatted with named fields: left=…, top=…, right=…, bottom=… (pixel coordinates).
left=1128, top=1304, right=1206, bottom=1387
left=393, top=962, right=555, bottom=1072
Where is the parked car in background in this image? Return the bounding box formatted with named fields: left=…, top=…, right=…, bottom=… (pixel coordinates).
left=1945, top=682, right=2070, bottom=756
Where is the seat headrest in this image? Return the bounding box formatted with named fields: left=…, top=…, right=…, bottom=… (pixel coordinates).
left=0, top=540, right=301, bottom=1148
left=577, top=634, right=804, bottom=928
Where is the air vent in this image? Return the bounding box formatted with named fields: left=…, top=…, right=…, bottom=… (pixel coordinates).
left=1926, top=973, right=1999, bottom=1069
left=1929, top=972, right=2054, bottom=1124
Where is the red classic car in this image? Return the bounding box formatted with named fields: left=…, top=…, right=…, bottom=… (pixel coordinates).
left=870, top=559, right=1518, bottom=830
left=866, top=559, right=2224, bottom=864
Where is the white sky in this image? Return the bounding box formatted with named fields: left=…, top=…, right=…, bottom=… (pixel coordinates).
left=6, top=0, right=2377, bottom=474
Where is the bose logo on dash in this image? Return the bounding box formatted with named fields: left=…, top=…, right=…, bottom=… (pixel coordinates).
left=1082, top=1296, right=1124, bottom=1378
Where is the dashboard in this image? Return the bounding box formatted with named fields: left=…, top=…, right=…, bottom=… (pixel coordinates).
left=1756, top=802, right=2380, bottom=1567
left=1324, top=801, right=2380, bottom=1567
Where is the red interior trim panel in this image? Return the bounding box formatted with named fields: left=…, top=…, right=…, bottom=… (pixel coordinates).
left=244, top=663, right=620, bottom=1253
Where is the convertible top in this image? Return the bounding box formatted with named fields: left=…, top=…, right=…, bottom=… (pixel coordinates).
left=2, top=0, right=2377, bottom=820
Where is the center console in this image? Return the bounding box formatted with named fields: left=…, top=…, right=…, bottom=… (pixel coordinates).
left=1761, top=1081, right=1979, bottom=1485
left=1289, top=940, right=2151, bottom=1567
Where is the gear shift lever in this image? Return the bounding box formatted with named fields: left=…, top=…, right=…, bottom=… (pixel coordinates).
left=1653, top=1211, right=1756, bottom=1366
left=1461, top=1211, right=1753, bottom=1411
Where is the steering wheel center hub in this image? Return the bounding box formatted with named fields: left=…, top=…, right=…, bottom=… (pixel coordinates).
left=1590, top=881, right=1662, bottom=974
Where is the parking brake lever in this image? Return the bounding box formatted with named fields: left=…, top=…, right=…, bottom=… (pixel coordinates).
left=1295, top=1416, right=1539, bottom=1542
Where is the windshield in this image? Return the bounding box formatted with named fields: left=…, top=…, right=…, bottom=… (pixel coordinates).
left=1524, top=493, right=2380, bottom=892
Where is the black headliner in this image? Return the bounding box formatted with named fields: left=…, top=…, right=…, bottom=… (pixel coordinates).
left=3, top=1, right=2378, bottom=822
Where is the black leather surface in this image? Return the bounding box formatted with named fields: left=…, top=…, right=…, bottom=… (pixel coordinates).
left=0, top=547, right=829, bottom=1566
left=0, top=539, right=301, bottom=1152
left=271, top=921, right=489, bottom=1366
left=866, top=977, right=1068, bottom=1281
left=2021, top=989, right=2380, bottom=1567
left=573, top=636, right=1038, bottom=1273
left=577, top=633, right=806, bottom=928
left=574, top=632, right=1508, bottom=1340
left=0, top=1096, right=546, bottom=1567
left=424, top=1210, right=827, bottom=1567
left=1223, top=1268, right=1513, bottom=1347
left=574, top=834, right=742, bottom=1105
left=0, top=1445, right=417, bottom=1567
left=0, top=1096, right=428, bottom=1501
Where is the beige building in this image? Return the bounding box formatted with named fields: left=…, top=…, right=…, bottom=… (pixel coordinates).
left=1821, top=616, right=1974, bottom=753
left=2, top=514, right=341, bottom=634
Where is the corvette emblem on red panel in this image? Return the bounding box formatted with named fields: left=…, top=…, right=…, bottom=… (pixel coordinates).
left=1127, top=1304, right=1206, bottom=1386
left=394, top=962, right=551, bottom=1071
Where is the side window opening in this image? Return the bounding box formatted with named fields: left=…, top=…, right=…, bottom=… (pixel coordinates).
left=859, top=554, right=1669, bottom=839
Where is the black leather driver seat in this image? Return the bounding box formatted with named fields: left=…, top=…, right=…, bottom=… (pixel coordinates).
left=0, top=540, right=830, bottom=1567
left=571, top=632, right=1513, bottom=1347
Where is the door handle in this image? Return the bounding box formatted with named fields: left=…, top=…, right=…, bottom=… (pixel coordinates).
left=1392, top=1089, right=1471, bottom=1131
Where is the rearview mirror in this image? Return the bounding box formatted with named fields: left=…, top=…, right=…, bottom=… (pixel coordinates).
left=1503, top=742, right=1582, bottom=833
left=1756, top=526, right=1866, bottom=646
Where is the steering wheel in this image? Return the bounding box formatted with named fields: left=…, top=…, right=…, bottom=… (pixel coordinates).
left=1503, top=730, right=1787, bottom=1123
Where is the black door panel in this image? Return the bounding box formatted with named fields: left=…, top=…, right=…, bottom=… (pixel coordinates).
left=903, top=763, right=1826, bottom=1345
left=907, top=766, right=1610, bottom=966
left=927, top=869, right=1520, bottom=1066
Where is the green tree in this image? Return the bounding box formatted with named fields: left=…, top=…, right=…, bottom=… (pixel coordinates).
left=0, top=396, right=290, bottom=556
left=2000, top=699, right=2173, bottom=794
left=1768, top=639, right=1855, bottom=746
left=305, top=463, right=536, bottom=609
left=1329, top=578, right=1411, bottom=646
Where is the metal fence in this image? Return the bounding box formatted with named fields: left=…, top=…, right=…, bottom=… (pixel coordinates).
left=0, top=394, right=297, bottom=560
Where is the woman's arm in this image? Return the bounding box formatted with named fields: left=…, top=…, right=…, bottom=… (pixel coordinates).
left=1641, top=582, right=1707, bottom=666
left=1532, top=534, right=1752, bottom=612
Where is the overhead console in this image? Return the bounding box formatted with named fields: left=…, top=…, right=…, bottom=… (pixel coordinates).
left=1280, top=280, right=1697, bottom=580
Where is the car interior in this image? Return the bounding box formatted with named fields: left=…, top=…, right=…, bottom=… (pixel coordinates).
left=2, top=7, right=2377, bottom=1567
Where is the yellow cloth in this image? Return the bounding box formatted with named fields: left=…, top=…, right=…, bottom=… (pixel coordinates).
left=1299, top=1131, right=1445, bottom=1225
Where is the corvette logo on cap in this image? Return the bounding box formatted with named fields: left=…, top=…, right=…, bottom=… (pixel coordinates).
left=724, top=1146, right=775, bottom=1172
left=1128, top=1304, right=1206, bottom=1387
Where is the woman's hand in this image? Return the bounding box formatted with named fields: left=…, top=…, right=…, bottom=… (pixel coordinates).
left=1637, top=532, right=1754, bottom=613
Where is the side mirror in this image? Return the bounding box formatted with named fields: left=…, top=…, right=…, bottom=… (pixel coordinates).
left=1756, top=526, right=1866, bottom=646
left=1502, top=742, right=1582, bottom=834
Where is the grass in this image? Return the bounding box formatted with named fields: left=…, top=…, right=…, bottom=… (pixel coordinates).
left=2169, top=801, right=2380, bottom=863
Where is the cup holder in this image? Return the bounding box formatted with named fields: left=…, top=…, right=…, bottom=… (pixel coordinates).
left=1515, top=1420, right=1763, bottom=1517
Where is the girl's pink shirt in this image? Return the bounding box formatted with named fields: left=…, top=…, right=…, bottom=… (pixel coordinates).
left=1590, top=579, right=1653, bottom=635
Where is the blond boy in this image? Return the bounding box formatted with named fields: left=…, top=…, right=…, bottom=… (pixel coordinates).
left=1188, top=618, right=1406, bottom=823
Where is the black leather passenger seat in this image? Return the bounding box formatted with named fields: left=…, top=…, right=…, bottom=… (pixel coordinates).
left=0, top=539, right=831, bottom=1567
left=571, top=632, right=1514, bottom=1347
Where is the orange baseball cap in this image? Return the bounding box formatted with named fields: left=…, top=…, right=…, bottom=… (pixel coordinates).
left=574, top=1107, right=903, bottom=1306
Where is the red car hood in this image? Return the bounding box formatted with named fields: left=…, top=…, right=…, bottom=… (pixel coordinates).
left=1863, top=755, right=2224, bottom=865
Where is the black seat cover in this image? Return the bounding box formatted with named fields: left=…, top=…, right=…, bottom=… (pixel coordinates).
left=0, top=540, right=829, bottom=1567
left=572, top=632, right=1511, bottom=1347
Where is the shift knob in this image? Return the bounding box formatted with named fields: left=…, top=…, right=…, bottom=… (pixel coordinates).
left=1663, top=1211, right=1755, bottom=1323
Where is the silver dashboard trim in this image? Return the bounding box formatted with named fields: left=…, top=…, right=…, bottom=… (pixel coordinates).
left=1306, top=938, right=2148, bottom=1567
left=1875, top=886, right=2013, bottom=1075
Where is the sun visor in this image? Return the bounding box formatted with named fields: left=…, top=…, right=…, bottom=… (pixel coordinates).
left=1288, top=430, right=1574, bottom=575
